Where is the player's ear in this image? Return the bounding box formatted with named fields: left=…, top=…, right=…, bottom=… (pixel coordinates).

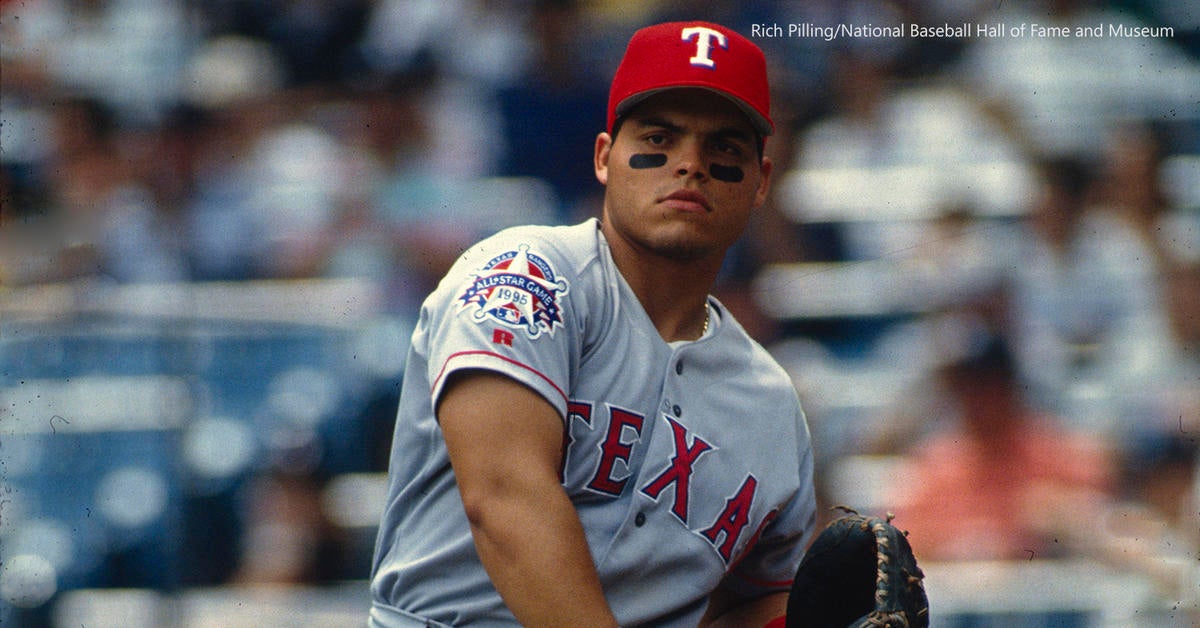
left=753, top=156, right=774, bottom=208
left=594, top=132, right=613, bottom=185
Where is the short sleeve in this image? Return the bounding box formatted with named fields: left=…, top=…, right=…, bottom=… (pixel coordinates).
left=423, top=230, right=581, bottom=419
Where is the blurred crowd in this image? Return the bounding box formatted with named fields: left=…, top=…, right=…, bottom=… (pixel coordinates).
left=2, top=0, right=1199, bottom=619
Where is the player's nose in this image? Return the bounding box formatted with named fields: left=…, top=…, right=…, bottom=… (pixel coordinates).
left=672, top=138, right=708, bottom=180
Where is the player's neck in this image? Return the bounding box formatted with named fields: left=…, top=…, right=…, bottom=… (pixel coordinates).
left=601, top=223, right=720, bottom=341
left=640, top=286, right=713, bottom=342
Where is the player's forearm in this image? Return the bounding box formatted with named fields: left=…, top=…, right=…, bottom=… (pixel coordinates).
left=462, top=480, right=619, bottom=626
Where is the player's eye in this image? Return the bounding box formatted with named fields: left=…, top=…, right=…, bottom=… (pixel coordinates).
left=644, top=132, right=668, bottom=146
left=711, top=136, right=751, bottom=159
left=713, top=141, right=741, bottom=157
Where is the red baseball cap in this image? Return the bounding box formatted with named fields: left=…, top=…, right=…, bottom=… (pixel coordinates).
left=608, top=21, right=773, bottom=137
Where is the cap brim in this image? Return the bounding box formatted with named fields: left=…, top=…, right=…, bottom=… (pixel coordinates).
left=615, top=86, right=774, bottom=137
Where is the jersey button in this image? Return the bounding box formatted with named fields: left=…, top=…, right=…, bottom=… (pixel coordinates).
left=634, top=512, right=646, bottom=527
left=672, top=405, right=682, bottom=417
left=675, top=361, right=684, bottom=375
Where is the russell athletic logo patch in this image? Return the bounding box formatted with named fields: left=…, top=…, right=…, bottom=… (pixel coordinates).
left=459, top=245, right=569, bottom=339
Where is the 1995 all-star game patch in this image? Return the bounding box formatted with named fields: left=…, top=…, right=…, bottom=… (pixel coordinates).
left=458, top=245, right=569, bottom=339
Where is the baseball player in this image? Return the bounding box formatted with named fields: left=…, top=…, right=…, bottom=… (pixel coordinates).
left=369, top=21, right=817, bottom=627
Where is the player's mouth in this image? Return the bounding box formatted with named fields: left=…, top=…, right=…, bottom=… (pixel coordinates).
left=660, top=189, right=712, bottom=213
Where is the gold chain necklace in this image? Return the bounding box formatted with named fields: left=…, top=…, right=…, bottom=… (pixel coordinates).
left=702, top=304, right=710, bottom=336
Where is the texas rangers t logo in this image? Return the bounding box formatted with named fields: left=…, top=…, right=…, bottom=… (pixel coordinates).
left=681, top=25, right=727, bottom=68
left=459, top=244, right=569, bottom=339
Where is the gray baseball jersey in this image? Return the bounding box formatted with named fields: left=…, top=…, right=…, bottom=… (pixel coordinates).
left=369, top=219, right=816, bottom=627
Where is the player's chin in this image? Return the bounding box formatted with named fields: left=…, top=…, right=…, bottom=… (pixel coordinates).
left=672, top=213, right=745, bottom=248
left=643, top=224, right=726, bottom=262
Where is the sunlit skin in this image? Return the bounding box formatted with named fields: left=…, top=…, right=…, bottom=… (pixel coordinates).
left=593, top=89, right=773, bottom=341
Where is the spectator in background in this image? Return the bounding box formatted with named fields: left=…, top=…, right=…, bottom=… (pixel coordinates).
left=1064, top=122, right=1180, bottom=432
left=239, top=103, right=358, bottom=279
left=889, top=320, right=1116, bottom=562
left=1010, top=156, right=1109, bottom=417
left=180, top=36, right=290, bottom=281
